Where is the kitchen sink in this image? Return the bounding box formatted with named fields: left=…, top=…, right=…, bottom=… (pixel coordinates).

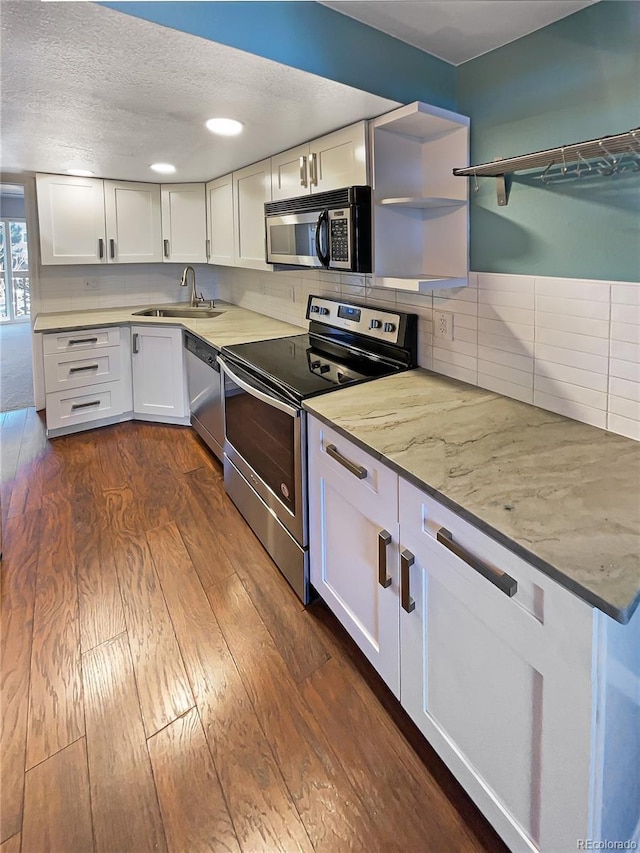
left=133, top=307, right=223, bottom=319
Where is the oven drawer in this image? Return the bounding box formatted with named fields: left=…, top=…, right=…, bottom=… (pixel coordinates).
left=45, top=381, right=125, bottom=430
left=43, top=326, right=121, bottom=354
left=44, top=348, right=122, bottom=391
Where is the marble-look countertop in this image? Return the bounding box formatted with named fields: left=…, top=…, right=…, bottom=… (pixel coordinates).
left=33, top=301, right=303, bottom=348
left=304, top=369, right=640, bottom=624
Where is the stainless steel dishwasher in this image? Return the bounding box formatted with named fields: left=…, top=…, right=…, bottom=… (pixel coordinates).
left=184, top=332, right=224, bottom=461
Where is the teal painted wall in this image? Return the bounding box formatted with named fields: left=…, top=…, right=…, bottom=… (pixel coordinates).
left=456, top=1, right=640, bottom=282
left=99, top=1, right=456, bottom=110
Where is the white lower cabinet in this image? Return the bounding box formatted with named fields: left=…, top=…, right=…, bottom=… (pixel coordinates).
left=131, top=325, right=188, bottom=422
left=307, top=413, right=640, bottom=852
left=43, top=326, right=132, bottom=435
left=308, top=418, right=400, bottom=694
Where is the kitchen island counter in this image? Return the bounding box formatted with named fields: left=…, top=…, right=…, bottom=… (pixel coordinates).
left=304, top=368, right=640, bottom=624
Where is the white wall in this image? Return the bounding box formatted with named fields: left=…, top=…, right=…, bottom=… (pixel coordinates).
left=216, top=266, right=640, bottom=441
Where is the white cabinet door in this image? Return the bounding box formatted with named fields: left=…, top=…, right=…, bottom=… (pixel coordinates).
left=232, top=159, right=271, bottom=270
left=161, top=184, right=207, bottom=264
left=104, top=181, right=162, bottom=264
left=399, top=478, right=595, bottom=853
left=308, top=416, right=400, bottom=695
left=36, top=174, right=106, bottom=265
left=312, top=121, right=368, bottom=194
left=270, top=143, right=310, bottom=201
left=206, top=174, right=235, bottom=266
left=131, top=325, right=188, bottom=420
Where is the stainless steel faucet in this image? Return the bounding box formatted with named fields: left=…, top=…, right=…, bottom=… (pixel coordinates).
left=179, top=265, right=202, bottom=307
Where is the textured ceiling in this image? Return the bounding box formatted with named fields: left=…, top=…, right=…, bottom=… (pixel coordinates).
left=320, top=0, right=597, bottom=65
left=0, top=2, right=399, bottom=183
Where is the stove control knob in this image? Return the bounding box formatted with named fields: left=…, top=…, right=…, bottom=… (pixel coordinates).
left=383, top=322, right=396, bottom=333
left=310, top=305, right=320, bottom=313
left=310, top=360, right=321, bottom=370
left=318, top=307, right=330, bottom=316
left=319, top=364, right=331, bottom=374
left=369, top=319, right=382, bottom=329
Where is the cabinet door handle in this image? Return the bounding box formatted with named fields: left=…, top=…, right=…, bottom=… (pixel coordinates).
left=400, top=549, right=415, bottom=613
left=436, top=527, right=518, bottom=597
left=71, top=400, right=100, bottom=411
left=109, top=238, right=116, bottom=259
left=325, top=444, right=367, bottom=479
left=378, top=529, right=392, bottom=588
left=206, top=238, right=211, bottom=259
left=69, top=337, right=98, bottom=346
left=163, top=239, right=170, bottom=258
left=69, top=364, right=99, bottom=373
left=309, top=152, right=318, bottom=186
left=299, top=155, right=308, bottom=188
left=132, top=333, right=139, bottom=354
left=98, top=238, right=104, bottom=259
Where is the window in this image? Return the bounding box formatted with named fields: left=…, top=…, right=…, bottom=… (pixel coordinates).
left=0, top=218, right=30, bottom=322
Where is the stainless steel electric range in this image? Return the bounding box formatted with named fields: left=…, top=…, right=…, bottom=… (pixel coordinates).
left=217, top=295, right=418, bottom=603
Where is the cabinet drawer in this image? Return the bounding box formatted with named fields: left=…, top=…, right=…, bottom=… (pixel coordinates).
left=309, top=418, right=396, bottom=519
left=44, top=348, right=122, bottom=391
left=46, top=381, right=125, bottom=431
left=43, top=326, right=121, bottom=354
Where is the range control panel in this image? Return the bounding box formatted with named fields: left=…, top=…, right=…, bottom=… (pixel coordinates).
left=307, top=295, right=402, bottom=345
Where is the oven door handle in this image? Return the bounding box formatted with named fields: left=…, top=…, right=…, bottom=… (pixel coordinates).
left=218, top=357, right=301, bottom=418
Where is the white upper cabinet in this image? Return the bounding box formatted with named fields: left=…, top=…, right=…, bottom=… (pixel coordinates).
left=233, top=159, right=271, bottom=270
left=160, top=183, right=207, bottom=264
left=36, top=174, right=107, bottom=265
left=37, top=174, right=163, bottom=266
left=271, top=121, right=369, bottom=201
left=205, top=174, right=235, bottom=266
left=103, top=181, right=162, bottom=264
left=370, top=102, right=470, bottom=292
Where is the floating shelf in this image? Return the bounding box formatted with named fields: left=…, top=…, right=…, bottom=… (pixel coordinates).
left=377, top=196, right=466, bottom=210
left=374, top=275, right=467, bottom=293
left=453, top=127, right=640, bottom=206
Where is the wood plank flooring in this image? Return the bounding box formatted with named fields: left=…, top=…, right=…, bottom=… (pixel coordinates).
left=0, top=410, right=509, bottom=853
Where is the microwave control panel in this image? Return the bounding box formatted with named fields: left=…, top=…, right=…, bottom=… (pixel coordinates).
left=328, top=209, right=351, bottom=267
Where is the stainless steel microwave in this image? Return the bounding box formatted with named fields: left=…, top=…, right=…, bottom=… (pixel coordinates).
left=264, top=186, right=372, bottom=273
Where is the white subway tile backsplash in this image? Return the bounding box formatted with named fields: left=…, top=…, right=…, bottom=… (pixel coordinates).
left=535, top=277, right=610, bottom=302
left=610, top=339, right=640, bottom=363
left=535, top=310, right=609, bottom=339
left=533, top=391, right=607, bottom=429
left=608, top=413, right=640, bottom=441
left=609, top=376, right=640, bottom=402
left=477, top=374, right=534, bottom=405
left=535, top=359, right=608, bottom=393
left=612, top=284, right=640, bottom=305
left=478, top=358, right=533, bottom=389
left=535, top=295, right=610, bottom=320
left=611, top=303, right=640, bottom=325
left=609, top=394, right=640, bottom=421
left=611, top=321, right=640, bottom=344
left=478, top=344, right=533, bottom=374
left=477, top=272, right=534, bottom=294
left=534, top=342, right=608, bottom=375
left=433, top=347, right=477, bottom=373
left=534, top=376, right=607, bottom=411
left=535, top=326, right=609, bottom=357
left=478, top=302, right=535, bottom=326
left=478, top=288, right=534, bottom=310
left=610, top=358, right=640, bottom=382
left=478, top=316, right=534, bottom=342
left=432, top=357, right=476, bottom=385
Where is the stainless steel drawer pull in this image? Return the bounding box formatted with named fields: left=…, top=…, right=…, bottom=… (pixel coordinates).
left=69, top=337, right=98, bottom=345
left=206, top=239, right=211, bottom=259
left=132, top=333, right=139, bottom=354
left=309, top=152, right=318, bottom=186
left=325, top=444, right=367, bottom=479
left=164, top=239, right=170, bottom=258
left=299, top=155, right=308, bottom=188
left=109, top=238, right=116, bottom=259
left=378, top=529, right=392, bottom=588
left=98, top=238, right=105, bottom=259
left=436, top=527, right=518, bottom=597
left=400, top=549, right=415, bottom=613
left=71, top=400, right=100, bottom=411
left=69, top=364, right=99, bottom=373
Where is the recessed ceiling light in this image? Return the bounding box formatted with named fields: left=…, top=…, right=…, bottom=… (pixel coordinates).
left=150, top=163, right=176, bottom=174
left=66, top=169, right=95, bottom=177
left=205, top=118, right=244, bottom=137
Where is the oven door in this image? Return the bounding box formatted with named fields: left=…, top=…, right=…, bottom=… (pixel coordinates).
left=265, top=210, right=328, bottom=268
left=218, top=356, right=306, bottom=545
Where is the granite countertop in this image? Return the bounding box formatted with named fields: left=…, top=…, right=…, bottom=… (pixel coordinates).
left=304, top=369, right=640, bottom=625
left=33, top=301, right=303, bottom=349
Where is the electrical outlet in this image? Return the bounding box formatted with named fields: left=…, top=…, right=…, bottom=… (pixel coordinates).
left=436, top=311, right=453, bottom=341
left=84, top=280, right=99, bottom=291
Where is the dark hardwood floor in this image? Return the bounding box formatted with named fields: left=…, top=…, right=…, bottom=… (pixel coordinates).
left=0, top=408, right=509, bottom=853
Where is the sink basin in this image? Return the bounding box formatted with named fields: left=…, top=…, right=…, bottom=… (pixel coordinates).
left=133, top=307, right=223, bottom=319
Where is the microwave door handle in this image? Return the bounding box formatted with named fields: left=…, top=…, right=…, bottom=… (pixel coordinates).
left=314, top=210, right=330, bottom=268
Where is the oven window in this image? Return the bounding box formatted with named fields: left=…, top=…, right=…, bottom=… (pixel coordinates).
left=225, top=387, right=296, bottom=512
left=270, top=222, right=315, bottom=258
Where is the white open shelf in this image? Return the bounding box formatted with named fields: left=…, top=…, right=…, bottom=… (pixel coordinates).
left=375, top=275, right=468, bottom=292
left=377, top=196, right=466, bottom=210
